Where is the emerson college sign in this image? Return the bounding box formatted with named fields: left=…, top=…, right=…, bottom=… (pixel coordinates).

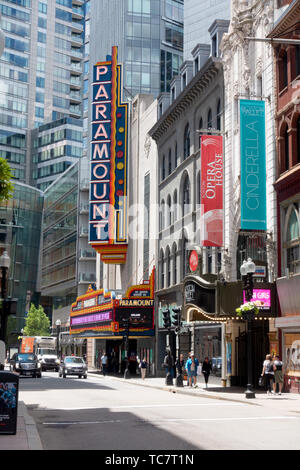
left=90, top=46, right=128, bottom=264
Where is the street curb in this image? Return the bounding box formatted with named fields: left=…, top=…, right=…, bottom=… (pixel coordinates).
left=87, top=372, right=260, bottom=406
left=19, top=401, right=43, bottom=450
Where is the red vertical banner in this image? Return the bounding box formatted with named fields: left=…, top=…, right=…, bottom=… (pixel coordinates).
left=200, top=135, right=223, bottom=247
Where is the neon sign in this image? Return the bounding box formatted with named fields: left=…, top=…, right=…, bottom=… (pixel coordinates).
left=89, top=46, right=128, bottom=264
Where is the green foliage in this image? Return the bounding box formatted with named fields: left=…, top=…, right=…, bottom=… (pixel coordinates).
left=23, top=304, right=50, bottom=337
left=236, top=301, right=259, bottom=317
left=0, top=158, right=14, bottom=202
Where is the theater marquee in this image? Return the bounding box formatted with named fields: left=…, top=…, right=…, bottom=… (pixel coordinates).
left=89, top=46, right=128, bottom=264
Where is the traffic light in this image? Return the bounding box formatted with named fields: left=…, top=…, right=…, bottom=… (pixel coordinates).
left=162, top=308, right=171, bottom=329
left=172, top=306, right=181, bottom=327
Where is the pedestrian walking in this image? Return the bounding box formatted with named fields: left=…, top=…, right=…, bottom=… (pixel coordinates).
left=273, top=355, right=284, bottom=395
left=140, top=357, right=147, bottom=380
left=202, top=356, right=212, bottom=388
left=185, top=353, right=199, bottom=388
left=101, top=352, right=108, bottom=376
left=163, top=349, right=175, bottom=379
left=261, top=354, right=274, bottom=394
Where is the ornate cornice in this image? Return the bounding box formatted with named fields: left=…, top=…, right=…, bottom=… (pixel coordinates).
left=148, top=57, right=223, bottom=143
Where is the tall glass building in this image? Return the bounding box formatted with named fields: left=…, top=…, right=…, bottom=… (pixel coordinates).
left=89, top=0, right=184, bottom=98
left=0, top=182, right=44, bottom=331
left=0, top=0, right=86, bottom=185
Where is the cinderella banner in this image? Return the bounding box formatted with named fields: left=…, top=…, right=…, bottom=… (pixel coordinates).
left=240, top=99, right=267, bottom=231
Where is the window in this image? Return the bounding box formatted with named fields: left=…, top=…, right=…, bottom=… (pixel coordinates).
left=182, top=235, right=188, bottom=278
left=217, top=100, right=221, bottom=131
left=160, top=200, right=165, bottom=231
left=198, top=117, right=203, bottom=148
left=159, top=249, right=164, bottom=289
left=173, top=190, right=178, bottom=221
left=172, top=243, right=177, bottom=285
left=207, top=108, right=212, bottom=132
left=168, top=149, right=172, bottom=175
left=285, top=206, right=300, bottom=275
left=279, top=50, right=288, bottom=91
left=167, top=195, right=172, bottom=226
left=182, top=174, right=190, bottom=216
left=162, top=155, right=166, bottom=181
left=174, top=142, right=178, bottom=168
left=183, top=123, right=190, bottom=159
left=284, top=124, right=289, bottom=172
left=166, top=247, right=171, bottom=287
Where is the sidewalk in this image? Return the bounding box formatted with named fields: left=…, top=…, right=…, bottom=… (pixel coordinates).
left=1, top=372, right=299, bottom=450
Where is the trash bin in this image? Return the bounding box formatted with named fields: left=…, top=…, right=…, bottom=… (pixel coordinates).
left=0, top=371, right=19, bottom=435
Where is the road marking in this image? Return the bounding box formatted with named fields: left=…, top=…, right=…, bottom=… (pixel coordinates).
left=43, top=416, right=299, bottom=426
left=38, top=403, right=244, bottom=411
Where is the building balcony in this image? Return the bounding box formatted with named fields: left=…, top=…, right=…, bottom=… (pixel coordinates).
left=79, top=226, right=88, bottom=237
left=70, top=77, right=81, bottom=90
left=70, top=92, right=81, bottom=104
left=71, top=22, right=83, bottom=34
left=72, top=0, right=84, bottom=6
left=71, top=62, right=82, bottom=75
left=69, top=105, right=81, bottom=118
left=72, top=6, right=84, bottom=20
left=71, top=48, right=83, bottom=61
left=79, top=203, right=89, bottom=214
left=71, top=33, right=83, bottom=47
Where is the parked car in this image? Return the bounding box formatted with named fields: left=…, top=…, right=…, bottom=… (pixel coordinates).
left=58, top=356, right=87, bottom=379
left=10, top=353, right=42, bottom=378
left=211, top=357, right=222, bottom=376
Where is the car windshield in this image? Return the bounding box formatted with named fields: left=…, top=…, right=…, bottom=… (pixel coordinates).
left=38, top=349, right=56, bottom=355
left=64, top=357, right=84, bottom=364
left=17, top=354, right=37, bottom=361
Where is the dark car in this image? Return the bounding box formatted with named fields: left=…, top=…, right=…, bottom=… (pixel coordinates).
left=58, top=356, right=87, bottom=379
left=10, top=353, right=42, bottom=378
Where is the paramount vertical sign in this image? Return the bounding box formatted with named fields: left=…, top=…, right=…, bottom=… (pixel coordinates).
left=240, top=100, right=266, bottom=231
left=89, top=47, right=128, bottom=264
left=200, top=135, right=223, bottom=247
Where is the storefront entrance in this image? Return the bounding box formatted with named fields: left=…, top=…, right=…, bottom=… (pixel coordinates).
left=105, top=339, right=138, bottom=375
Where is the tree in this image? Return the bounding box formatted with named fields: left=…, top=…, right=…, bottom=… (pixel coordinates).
left=0, top=158, right=14, bottom=202
left=23, top=304, right=50, bottom=337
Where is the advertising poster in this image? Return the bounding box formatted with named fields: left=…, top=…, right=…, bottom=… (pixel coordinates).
left=0, top=379, right=18, bottom=435
left=200, top=135, right=223, bottom=247
left=240, top=100, right=267, bottom=230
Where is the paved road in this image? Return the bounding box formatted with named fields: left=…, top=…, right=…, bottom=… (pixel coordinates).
left=19, top=372, right=300, bottom=451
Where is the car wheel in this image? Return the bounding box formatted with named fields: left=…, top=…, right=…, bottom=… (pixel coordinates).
left=78, top=375, right=82, bottom=379
left=63, top=373, right=66, bottom=378
left=84, top=375, right=87, bottom=379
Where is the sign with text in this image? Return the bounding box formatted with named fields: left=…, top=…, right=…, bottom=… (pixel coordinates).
left=240, top=100, right=266, bottom=230
left=89, top=46, right=128, bottom=264
left=243, top=288, right=271, bottom=310
left=200, top=135, right=223, bottom=246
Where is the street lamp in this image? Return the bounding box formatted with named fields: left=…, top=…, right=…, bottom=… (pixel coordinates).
left=0, top=251, right=10, bottom=341
left=122, top=317, right=130, bottom=379
left=240, top=258, right=256, bottom=399
left=55, top=319, right=61, bottom=358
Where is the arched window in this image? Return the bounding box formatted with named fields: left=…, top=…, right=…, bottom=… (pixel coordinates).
left=162, top=155, right=166, bottom=181
left=207, top=108, right=212, bottom=133
left=183, top=123, right=190, bottom=160
left=284, top=124, right=289, bottom=171
left=172, top=242, right=177, bottom=285
left=168, top=148, right=172, bottom=175
left=285, top=207, right=300, bottom=275
left=217, top=100, right=221, bottom=131
left=159, top=249, right=165, bottom=289
left=173, top=190, right=178, bottom=221
left=198, top=117, right=203, bottom=149
left=174, top=142, right=178, bottom=168
left=160, top=200, right=165, bottom=231
left=167, top=195, right=172, bottom=226
left=182, top=174, right=190, bottom=216
left=279, top=49, right=288, bottom=91
left=166, top=247, right=171, bottom=287
left=182, top=235, right=188, bottom=278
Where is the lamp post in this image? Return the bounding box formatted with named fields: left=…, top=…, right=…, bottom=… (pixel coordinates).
left=55, top=319, right=61, bottom=358
left=162, top=307, right=173, bottom=386
left=0, top=251, right=10, bottom=342
left=240, top=258, right=256, bottom=399
left=122, top=317, right=130, bottom=379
